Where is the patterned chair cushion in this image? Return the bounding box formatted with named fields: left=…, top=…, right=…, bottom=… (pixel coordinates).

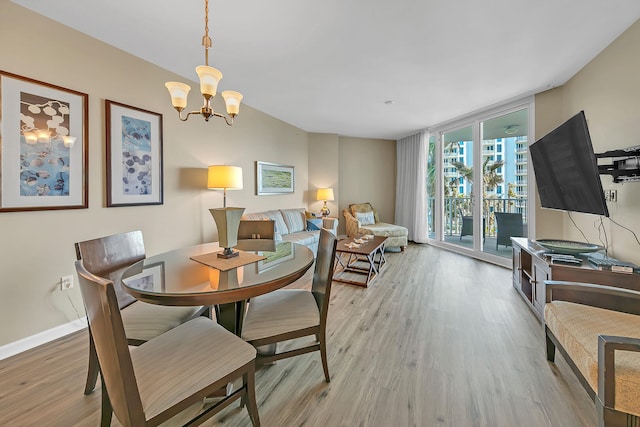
left=355, top=211, right=375, bottom=226
left=545, top=301, right=640, bottom=417
left=349, top=202, right=380, bottom=223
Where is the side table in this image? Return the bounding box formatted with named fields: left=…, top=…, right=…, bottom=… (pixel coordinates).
left=333, top=235, right=387, bottom=287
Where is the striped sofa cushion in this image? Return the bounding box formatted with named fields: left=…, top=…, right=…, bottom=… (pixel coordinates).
left=280, top=208, right=306, bottom=234
left=243, top=210, right=289, bottom=236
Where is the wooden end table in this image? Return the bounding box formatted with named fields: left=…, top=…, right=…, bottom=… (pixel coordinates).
left=333, top=235, right=387, bottom=287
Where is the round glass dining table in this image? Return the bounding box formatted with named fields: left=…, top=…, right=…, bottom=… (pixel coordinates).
left=120, top=241, right=314, bottom=333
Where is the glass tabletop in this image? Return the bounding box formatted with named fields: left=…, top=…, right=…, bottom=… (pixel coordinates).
left=121, top=241, right=314, bottom=306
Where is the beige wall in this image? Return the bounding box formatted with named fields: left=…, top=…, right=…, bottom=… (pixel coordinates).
left=534, top=19, right=640, bottom=264
left=308, top=133, right=340, bottom=216
left=0, top=3, right=393, bottom=347
left=338, top=137, right=397, bottom=235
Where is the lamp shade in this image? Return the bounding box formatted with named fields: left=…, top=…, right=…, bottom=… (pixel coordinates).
left=316, top=187, right=334, bottom=201
left=222, top=90, right=243, bottom=116
left=196, top=65, right=223, bottom=97
left=165, top=81, right=191, bottom=109
left=208, top=165, right=243, bottom=190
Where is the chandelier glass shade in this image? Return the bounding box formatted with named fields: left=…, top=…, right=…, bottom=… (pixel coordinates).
left=165, top=0, right=243, bottom=125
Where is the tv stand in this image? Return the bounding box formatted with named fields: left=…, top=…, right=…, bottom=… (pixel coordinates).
left=510, top=238, right=640, bottom=321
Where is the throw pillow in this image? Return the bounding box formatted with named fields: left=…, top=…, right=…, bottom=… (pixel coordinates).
left=355, top=211, right=375, bottom=226
left=306, top=218, right=323, bottom=231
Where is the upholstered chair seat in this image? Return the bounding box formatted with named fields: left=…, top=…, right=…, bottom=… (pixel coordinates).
left=242, top=290, right=320, bottom=342
left=545, top=300, right=640, bottom=417
left=75, top=260, right=260, bottom=427
left=241, top=229, right=338, bottom=383
left=121, top=303, right=204, bottom=342
left=75, top=230, right=209, bottom=397
left=130, top=318, right=257, bottom=422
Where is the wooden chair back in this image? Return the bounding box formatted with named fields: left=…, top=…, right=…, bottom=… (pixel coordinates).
left=75, top=230, right=145, bottom=309
left=74, top=260, right=145, bottom=426
left=312, top=228, right=338, bottom=323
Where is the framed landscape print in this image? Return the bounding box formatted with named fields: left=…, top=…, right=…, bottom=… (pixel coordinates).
left=256, top=161, right=294, bottom=195
left=0, top=70, right=88, bottom=212
left=106, top=100, right=163, bottom=207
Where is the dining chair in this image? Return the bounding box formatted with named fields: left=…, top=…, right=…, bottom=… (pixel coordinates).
left=241, top=228, right=338, bottom=382
left=75, top=230, right=209, bottom=395
left=74, top=260, right=260, bottom=427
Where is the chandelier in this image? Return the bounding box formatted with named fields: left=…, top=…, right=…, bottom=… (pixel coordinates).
left=165, top=0, right=243, bottom=125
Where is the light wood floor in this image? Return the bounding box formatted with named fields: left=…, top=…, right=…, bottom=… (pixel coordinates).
left=0, top=243, right=597, bottom=426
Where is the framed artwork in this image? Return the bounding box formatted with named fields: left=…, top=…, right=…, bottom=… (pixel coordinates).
left=106, top=100, right=163, bottom=207
left=255, top=161, right=295, bottom=195
left=0, top=70, right=88, bottom=212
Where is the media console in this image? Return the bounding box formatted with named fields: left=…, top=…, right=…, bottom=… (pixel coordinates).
left=510, top=237, right=640, bottom=321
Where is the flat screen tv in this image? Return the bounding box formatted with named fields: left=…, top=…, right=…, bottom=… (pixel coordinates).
left=529, top=111, right=609, bottom=217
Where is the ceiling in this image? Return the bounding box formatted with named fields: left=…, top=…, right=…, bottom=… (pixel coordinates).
left=11, top=0, right=640, bottom=140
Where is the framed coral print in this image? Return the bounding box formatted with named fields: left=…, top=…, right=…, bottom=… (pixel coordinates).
left=0, top=70, right=88, bottom=212
left=106, top=100, right=163, bottom=207
left=256, top=161, right=295, bottom=195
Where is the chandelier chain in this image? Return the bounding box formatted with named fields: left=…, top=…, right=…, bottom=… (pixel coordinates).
left=203, top=0, right=210, bottom=66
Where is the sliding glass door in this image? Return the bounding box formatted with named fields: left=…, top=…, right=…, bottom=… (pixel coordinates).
left=441, top=125, right=475, bottom=251
left=480, top=109, right=529, bottom=257
left=427, top=101, right=533, bottom=266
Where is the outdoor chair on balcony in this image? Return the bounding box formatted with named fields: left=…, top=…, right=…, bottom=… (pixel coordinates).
left=495, top=212, right=524, bottom=249
left=458, top=208, right=485, bottom=242
left=458, top=208, right=473, bottom=240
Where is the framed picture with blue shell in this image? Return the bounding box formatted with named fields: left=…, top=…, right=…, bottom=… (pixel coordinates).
left=106, top=100, right=163, bottom=207
left=0, top=70, right=88, bottom=212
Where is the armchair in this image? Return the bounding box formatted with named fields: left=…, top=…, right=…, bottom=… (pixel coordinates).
left=343, top=202, right=408, bottom=251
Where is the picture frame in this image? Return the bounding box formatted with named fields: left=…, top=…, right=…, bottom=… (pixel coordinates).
left=0, top=70, right=88, bottom=212
left=106, top=100, right=163, bottom=207
left=255, top=161, right=295, bottom=195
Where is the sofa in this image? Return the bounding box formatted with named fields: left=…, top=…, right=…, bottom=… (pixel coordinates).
left=242, top=208, right=338, bottom=256
left=343, top=202, right=408, bottom=251
left=544, top=280, right=640, bottom=427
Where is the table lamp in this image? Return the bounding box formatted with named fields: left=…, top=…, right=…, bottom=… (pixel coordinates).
left=316, top=187, right=334, bottom=217
left=208, top=165, right=244, bottom=259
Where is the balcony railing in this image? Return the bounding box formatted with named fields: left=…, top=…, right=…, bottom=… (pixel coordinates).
left=427, top=197, right=527, bottom=237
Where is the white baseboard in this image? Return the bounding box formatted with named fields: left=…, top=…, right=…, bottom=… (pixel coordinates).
left=0, top=318, right=88, bottom=361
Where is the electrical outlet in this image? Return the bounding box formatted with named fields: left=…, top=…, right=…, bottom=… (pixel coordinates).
left=604, top=189, right=618, bottom=203
left=60, top=275, right=74, bottom=291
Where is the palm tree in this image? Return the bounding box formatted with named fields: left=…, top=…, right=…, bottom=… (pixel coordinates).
left=451, top=156, right=504, bottom=194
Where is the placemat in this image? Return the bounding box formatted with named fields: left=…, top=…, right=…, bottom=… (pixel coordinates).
left=190, top=251, right=266, bottom=272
